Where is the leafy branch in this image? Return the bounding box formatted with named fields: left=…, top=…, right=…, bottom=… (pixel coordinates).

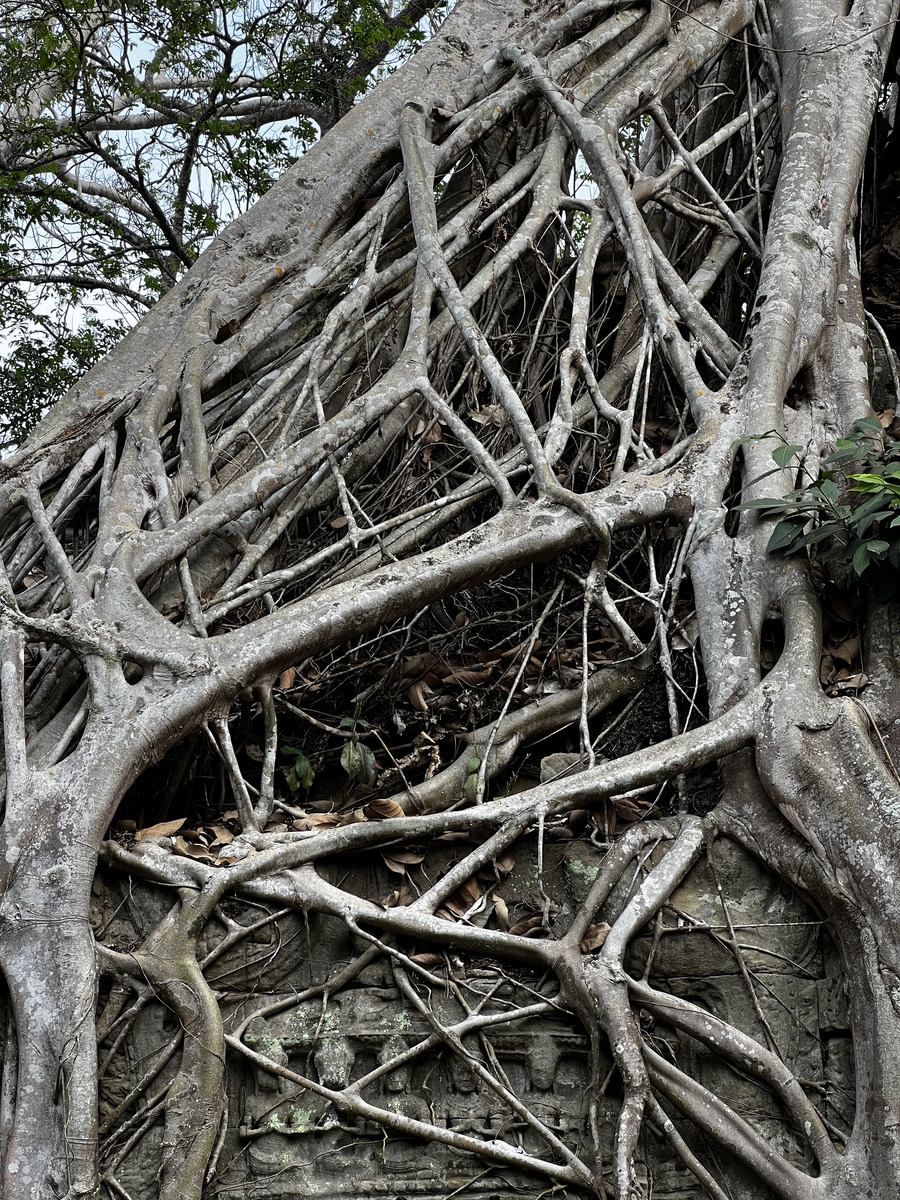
left=737, top=418, right=900, bottom=593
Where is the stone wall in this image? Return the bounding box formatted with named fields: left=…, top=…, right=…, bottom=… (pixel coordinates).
left=91, top=834, right=852, bottom=1198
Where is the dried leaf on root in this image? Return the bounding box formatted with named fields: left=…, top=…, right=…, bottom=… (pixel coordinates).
left=365, top=797, right=405, bottom=820
left=383, top=849, right=426, bottom=874
left=508, top=913, right=545, bottom=937
left=135, top=817, right=186, bottom=841
left=580, top=922, right=612, bottom=953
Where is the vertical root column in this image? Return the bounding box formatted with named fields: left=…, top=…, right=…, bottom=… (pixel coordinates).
left=0, top=909, right=99, bottom=1200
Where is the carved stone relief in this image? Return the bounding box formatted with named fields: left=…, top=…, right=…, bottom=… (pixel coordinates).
left=91, top=834, right=853, bottom=1199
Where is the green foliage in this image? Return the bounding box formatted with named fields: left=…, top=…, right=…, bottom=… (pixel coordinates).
left=0, top=319, right=124, bottom=449
left=0, top=0, right=438, bottom=375
left=737, top=419, right=900, bottom=595
left=281, top=746, right=315, bottom=792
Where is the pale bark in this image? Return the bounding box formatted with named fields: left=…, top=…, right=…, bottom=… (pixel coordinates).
left=2, top=1, right=900, bottom=1197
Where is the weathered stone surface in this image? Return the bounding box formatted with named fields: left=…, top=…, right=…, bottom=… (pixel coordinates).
left=90, top=836, right=851, bottom=1198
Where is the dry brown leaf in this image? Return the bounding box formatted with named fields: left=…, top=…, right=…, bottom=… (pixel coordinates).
left=330, top=516, right=348, bottom=528
left=508, top=913, right=544, bottom=937
left=382, top=849, right=426, bottom=876
left=832, top=672, right=869, bottom=693
left=580, top=922, right=612, bottom=953
left=499, top=638, right=542, bottom=661
left=612, top=795, right=656, bottom=822
left=339, top=810, right=367, bottom=826
left=567, top=809, right=588, bottom=834
left=493, top=894, right=510, bottom=928
left=444, top=876, right=481, bottom=916
left=365, top=798, right=405, bottom=820
left=819, top=654, right=837, bottom=685
left=277, top=667, right=296, bottom=690
left=445, top=667, right=493, bottom=687
left=402, top=652, right=441, bottom=677
left=135, top=817, right=186, bottom=841
left=494, top=850, right=516, bottom=875
left=173, top=836, right=217, bottom=862
left=409, top=952, right=444, bottom=966
left=204, top=825, right=234, bottom=845
left=830, top=636, right=860, bottom=665
left=179, top=827, right=209, bottom=844
left=826, top=594, right=856, bottom=622
left=408, top=680, right=433, bottom=711
left=293, top=813, right=343, bottom=831
left=467, top=404, right=507, bottom=427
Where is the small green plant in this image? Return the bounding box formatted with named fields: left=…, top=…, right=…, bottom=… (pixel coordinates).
left=282, top=746, right=315, bottom=792
left=339, top=715, right=377, bottom=787
left=737, top=418, right=900, bottom=596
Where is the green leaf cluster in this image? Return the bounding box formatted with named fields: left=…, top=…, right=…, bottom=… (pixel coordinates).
left=0, top=319, right=124, bottom=449
left=0, top=0, right=438, bottom=397
left=738, top=419, right=900, bottom=595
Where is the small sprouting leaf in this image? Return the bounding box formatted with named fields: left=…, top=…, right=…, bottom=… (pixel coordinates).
left=284, top=750, right=314, bottom=790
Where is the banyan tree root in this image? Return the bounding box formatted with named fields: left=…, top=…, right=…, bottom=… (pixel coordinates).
left=1, top=0, right=900, bottom=1197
